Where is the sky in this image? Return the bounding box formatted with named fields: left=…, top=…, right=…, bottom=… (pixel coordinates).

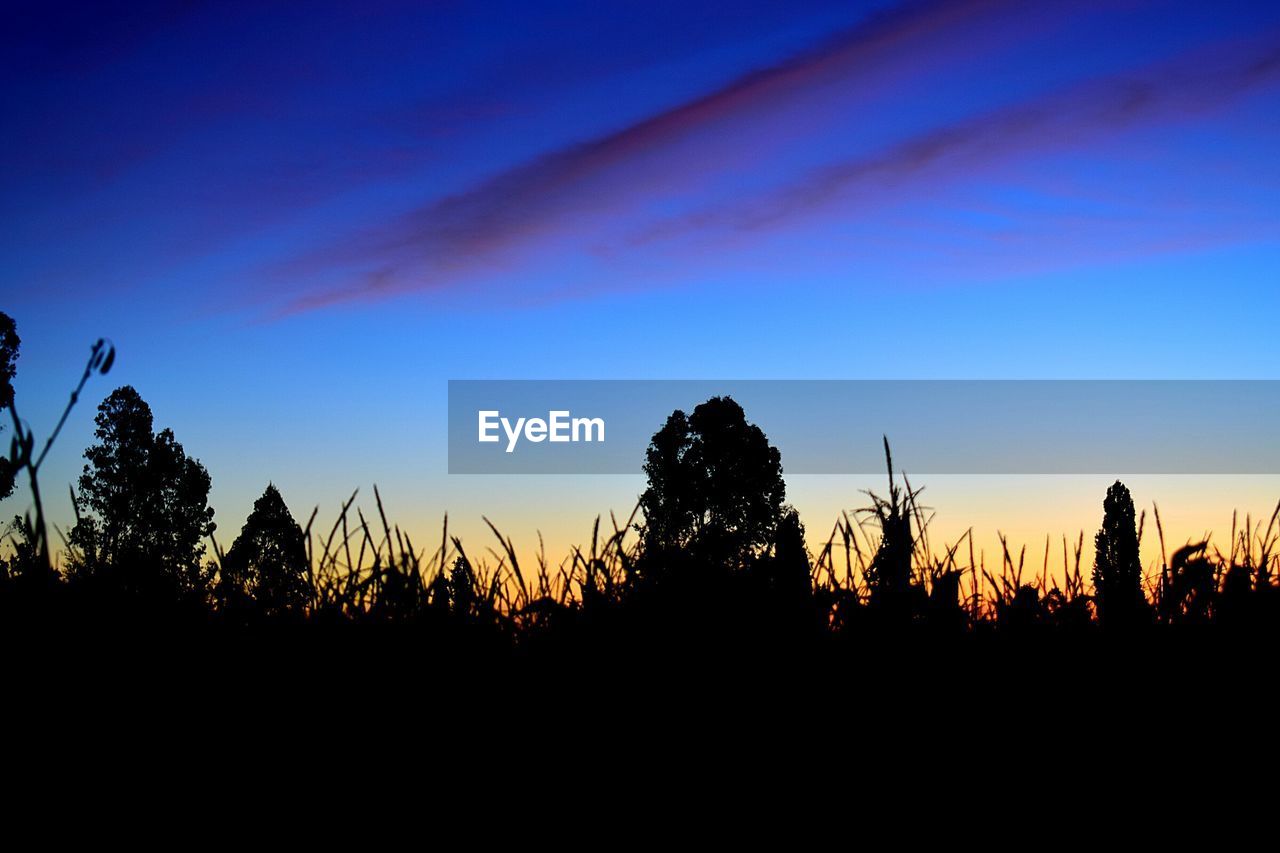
left=3, top=0, right=1280, bottom=579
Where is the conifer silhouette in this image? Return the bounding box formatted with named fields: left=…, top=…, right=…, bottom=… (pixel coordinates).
left=1092, top=480, right=1147, bottom=628
left=217, top=484, right=309, bottom=617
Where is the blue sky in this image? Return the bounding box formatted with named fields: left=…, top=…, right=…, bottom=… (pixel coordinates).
left=3, top=0, right=1279, bottom=566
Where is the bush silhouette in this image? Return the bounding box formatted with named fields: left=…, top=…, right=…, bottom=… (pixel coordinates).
left=216, top=484, right=309, bottom=618
left=67, top=386, right=216, bottom=604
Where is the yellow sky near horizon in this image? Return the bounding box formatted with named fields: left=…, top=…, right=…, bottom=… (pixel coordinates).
left=277, top=473, right=1280, bottom=595
left=19, top=445, right=1280, bottom=596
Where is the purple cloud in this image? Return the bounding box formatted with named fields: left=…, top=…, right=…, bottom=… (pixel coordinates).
left=270, top=2, right=1280, bottom=315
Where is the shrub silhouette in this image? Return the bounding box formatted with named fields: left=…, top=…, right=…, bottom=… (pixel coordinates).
left=216, top=484, right=308, bottom=618
left=67, top=386, right=216, bottom=604
left=639, top=396, right=789, bottom=572
left=1092, top=480, right=1147, bottom=628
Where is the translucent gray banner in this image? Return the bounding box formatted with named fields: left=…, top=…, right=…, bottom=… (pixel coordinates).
left=447, top=380, right=1280, bottom=474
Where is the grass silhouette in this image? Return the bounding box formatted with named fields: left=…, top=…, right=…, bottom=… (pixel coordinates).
left=3, top=324, right=1280, bottom=652
left=13, top=436, right=1277, bottom=643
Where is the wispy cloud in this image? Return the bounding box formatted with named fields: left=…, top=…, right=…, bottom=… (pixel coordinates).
left=273, top=1, right=1280, bottom=315
left=626, top=34, right=1280, bottom=245
left=274, top=0, right=1026, bottom=312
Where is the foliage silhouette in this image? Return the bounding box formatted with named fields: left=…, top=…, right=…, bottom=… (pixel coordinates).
left=639, top=396, right=789, bottom=570
left=0, top=312, right=18, bottom=502
left=215, top=483, right=308, bottom=618
left=0, top=346, right=1277, bottom=647
left=1159, top=540, right=1214, bottom=624
left=632, top=395, right=819, bottom=640
left=750, top=507, right=812, bottom=608
left=861, top=438, right=929, bottom=625
left=1092, top=480, right=1148, bottom=628
left=67, top=385, right=215, bottom=605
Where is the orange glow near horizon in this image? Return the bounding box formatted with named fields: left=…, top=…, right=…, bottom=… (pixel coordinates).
left=267, top=474, right=1280, bottom=596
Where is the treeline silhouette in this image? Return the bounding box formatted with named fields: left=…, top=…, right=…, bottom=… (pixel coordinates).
left=3, top=313, right=1280, bottom=651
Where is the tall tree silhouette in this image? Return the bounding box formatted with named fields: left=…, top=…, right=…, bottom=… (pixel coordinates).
left=639, top=396, right=788, bottom=570
left=68, top=386, right=216, bottom=602
left=0, top=311, right=19, bottom=501
left=1092, top=480, right=1146, bottom=627
left=216, top=484, right=308, bottom=617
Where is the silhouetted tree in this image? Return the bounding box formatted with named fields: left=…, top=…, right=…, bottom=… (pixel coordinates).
left=746, top=506, right=816, bottom=634
left=216, top=484, right=308, bottom=617
left=67, top=386, right=216, bottom=603
left=0, top=311, right=19, bottom=501
left=639, top=396, right=788, bottom=571
left=761, top=507, right=811, bottom=599
left=1092, top=480, right=1147, bottom=628
left=449, top=555, right=479, bottom=616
